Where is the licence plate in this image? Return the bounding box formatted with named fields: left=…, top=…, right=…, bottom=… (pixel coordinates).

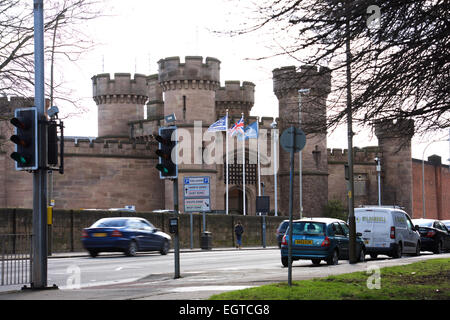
left=93, top=233, right=107, bottom=237
left=295, top=239, right=313, bottom=245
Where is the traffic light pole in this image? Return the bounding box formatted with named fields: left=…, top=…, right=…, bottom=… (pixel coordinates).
left=31, top=0, right=48, bottom=289
left=173, top=178, right=180, bottom=279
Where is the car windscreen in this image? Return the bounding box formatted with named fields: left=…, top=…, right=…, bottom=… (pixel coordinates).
left=414, top=221, right=433, bottom=227
left=91, top=219, right=128, bottom=228
left=278, top=221, right=289, bottom=232
left=290, top=222, right=326, bottom=235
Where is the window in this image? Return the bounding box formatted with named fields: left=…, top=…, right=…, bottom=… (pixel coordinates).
left=436, top=222, right=448, bottom=233
left=127, top=220, right=142, bottom=230
left=226, top=163, right=257, bottom=185
left=291, top=222, right=326, bottom=235
left=91, top=219, right=128, bottom=228
left=339, top=223, right=350, bottom=236
left=140, top=220, right=155, bottom=231
left=406, top=218, right=414, bottom=231
left=333, top=223, right=345, bottom=236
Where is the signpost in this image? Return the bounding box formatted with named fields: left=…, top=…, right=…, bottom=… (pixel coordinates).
left=184, top=176, right=211, bottom=248
left=280, top=127, right=306, bottom=287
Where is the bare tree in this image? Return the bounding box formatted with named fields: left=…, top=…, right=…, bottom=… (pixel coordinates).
left=221, top=0, right=449, bottom=136
left=0, top=0, right=104, bottom=117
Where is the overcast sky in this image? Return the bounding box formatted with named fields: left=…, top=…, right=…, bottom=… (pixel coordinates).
left=59, top=0, right=449, bottom=165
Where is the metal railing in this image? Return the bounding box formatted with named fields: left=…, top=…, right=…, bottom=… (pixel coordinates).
left=0, top=234, right=33, bottom=286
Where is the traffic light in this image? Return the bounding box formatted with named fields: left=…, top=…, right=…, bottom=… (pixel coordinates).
left=47, top=120, right=58, bottom=166
left=10, top=107, right=38, bottom=171
left=155, top=126, right=178, bottom=179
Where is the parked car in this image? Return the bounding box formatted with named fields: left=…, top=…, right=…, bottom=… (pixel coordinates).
left=276, top=220, right=289, bottom=248
left=442, top=220, right=450, bottom=231
left=81, top=217, right=171, bottom=258
left=412, top=219, right=450, bottom=254
left=280, top=218, right=366, bottom=266
left=355, top=206, right=421, bottom=259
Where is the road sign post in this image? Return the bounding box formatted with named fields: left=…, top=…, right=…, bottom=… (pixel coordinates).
left=280, top=127, right=306, bottom=287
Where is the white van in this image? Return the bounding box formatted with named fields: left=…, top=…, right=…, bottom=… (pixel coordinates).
left=354, top=206, right=421, bottom=258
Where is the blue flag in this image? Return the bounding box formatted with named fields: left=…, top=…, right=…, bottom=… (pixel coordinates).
left=238, top=121, right=258, bottom=141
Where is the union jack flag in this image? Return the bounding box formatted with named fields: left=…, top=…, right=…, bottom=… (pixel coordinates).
left=229, top=116, right=244, bottom=137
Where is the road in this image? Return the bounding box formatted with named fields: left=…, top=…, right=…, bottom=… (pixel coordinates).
left=1, top=249, right=449, bottom=300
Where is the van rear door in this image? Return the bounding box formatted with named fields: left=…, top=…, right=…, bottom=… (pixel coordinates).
left=355, top=210, right=375, bottom=247
left=370, top=209, right=390, bottom=249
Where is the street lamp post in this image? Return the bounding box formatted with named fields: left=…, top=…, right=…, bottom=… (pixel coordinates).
left=375, top=157, right=381, bottom=206
left=298, top=89, right=309, bottom=219
left=271, top=119, right=278, bottom=216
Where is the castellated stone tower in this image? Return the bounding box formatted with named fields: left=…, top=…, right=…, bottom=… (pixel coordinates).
left=273, top=65, right=331, bottom=217
left=157, top=56, right=221, bottom=211
left=92, top=73, right=148, bottom=138
left=215, top=80, right=255, bottom=119
left=158, top=56, right=220, bottom=124
left=375, top=119, right=415, bottom=214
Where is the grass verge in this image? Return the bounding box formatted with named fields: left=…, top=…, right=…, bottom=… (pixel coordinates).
left=209, top=258, right=450, bottom=300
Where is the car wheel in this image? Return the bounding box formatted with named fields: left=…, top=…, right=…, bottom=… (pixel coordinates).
left=88, top=250, right=98, bottom=258
left=125, top=240, right=138, bottom=257
left=160, top=239, right=170, bottom=255
left=281, top=256, right=289, bottom=267
left=326, top=249, right=338, bottom=265
left=358, top=248, right=366, bottom=262
left=311, top=259, right=321, bottom=265
left=392, top=243, right=402, bottom=259
left=414, top=242, right=421, bottom=256
left=433, top=241, right=443, bottom=254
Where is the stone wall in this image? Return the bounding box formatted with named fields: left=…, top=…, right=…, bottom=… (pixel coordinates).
left=53, top=138, right=164, bottom=212
left=0, top=208, right=286, bottom=252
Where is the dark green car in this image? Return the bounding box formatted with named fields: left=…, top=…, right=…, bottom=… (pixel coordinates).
left=280, top=218, right=366, bottom=266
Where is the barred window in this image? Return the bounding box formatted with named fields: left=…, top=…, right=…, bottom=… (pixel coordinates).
left=225, top=163, right=257, bottom=185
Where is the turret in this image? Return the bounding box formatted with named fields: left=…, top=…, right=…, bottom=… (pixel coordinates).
left=272, top=65, right=331, bottom=217
left=215, top=80, right=255, bottom=119
left=157, top=56, right=221, bottom=124
left=375, top=119, right=415, bottom=214
left=92, top=73, right=148, bottom=138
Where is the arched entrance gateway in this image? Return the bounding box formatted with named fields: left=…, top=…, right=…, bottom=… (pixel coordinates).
left=227, top=187, right=249, bottom=215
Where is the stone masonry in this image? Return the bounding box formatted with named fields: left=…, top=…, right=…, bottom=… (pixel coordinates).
left=2, top=56, right=447, bottom=219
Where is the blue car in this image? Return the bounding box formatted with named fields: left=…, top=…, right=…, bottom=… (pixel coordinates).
left=280, top=218, right=366, bottom=266
left=82, top=217, right=171, bottom=258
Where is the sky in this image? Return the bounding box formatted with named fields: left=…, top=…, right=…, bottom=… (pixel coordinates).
left=58, top=0, right=450, bottom=165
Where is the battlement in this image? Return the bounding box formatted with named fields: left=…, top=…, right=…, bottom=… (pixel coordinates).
left=158, top=56, right=221, bottom=86
left=63, top=136, right=157, bottom=158
left=216, top=81, right=255, bottom=104
left=327, top=147, right=381, bottom=163
left=92, top=73, right=148, bottom=105
left=0, top=97, right=34, bottom=115
left=375, top=119, right=415, bottom=140
left=272, top=65, right=331, bottom=96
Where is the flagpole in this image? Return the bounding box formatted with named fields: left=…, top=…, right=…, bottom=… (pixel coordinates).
left=257, top=117, right=261, bottom=198
left=226, top=110, right=229, bottom=215
left=242, top=113, right=246, bottom=216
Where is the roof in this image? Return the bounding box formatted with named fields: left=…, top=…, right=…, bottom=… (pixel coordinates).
left=292, top=217, right=345, bottom=224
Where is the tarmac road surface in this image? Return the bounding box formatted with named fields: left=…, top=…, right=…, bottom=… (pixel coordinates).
left=0, top=247, right=448, bottom=300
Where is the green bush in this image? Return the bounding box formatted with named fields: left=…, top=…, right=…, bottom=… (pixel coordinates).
left=323, top=199, right=347, bottom=221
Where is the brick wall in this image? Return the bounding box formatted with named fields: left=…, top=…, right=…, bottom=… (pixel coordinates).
left=412, top=156, right=450, bottom=220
